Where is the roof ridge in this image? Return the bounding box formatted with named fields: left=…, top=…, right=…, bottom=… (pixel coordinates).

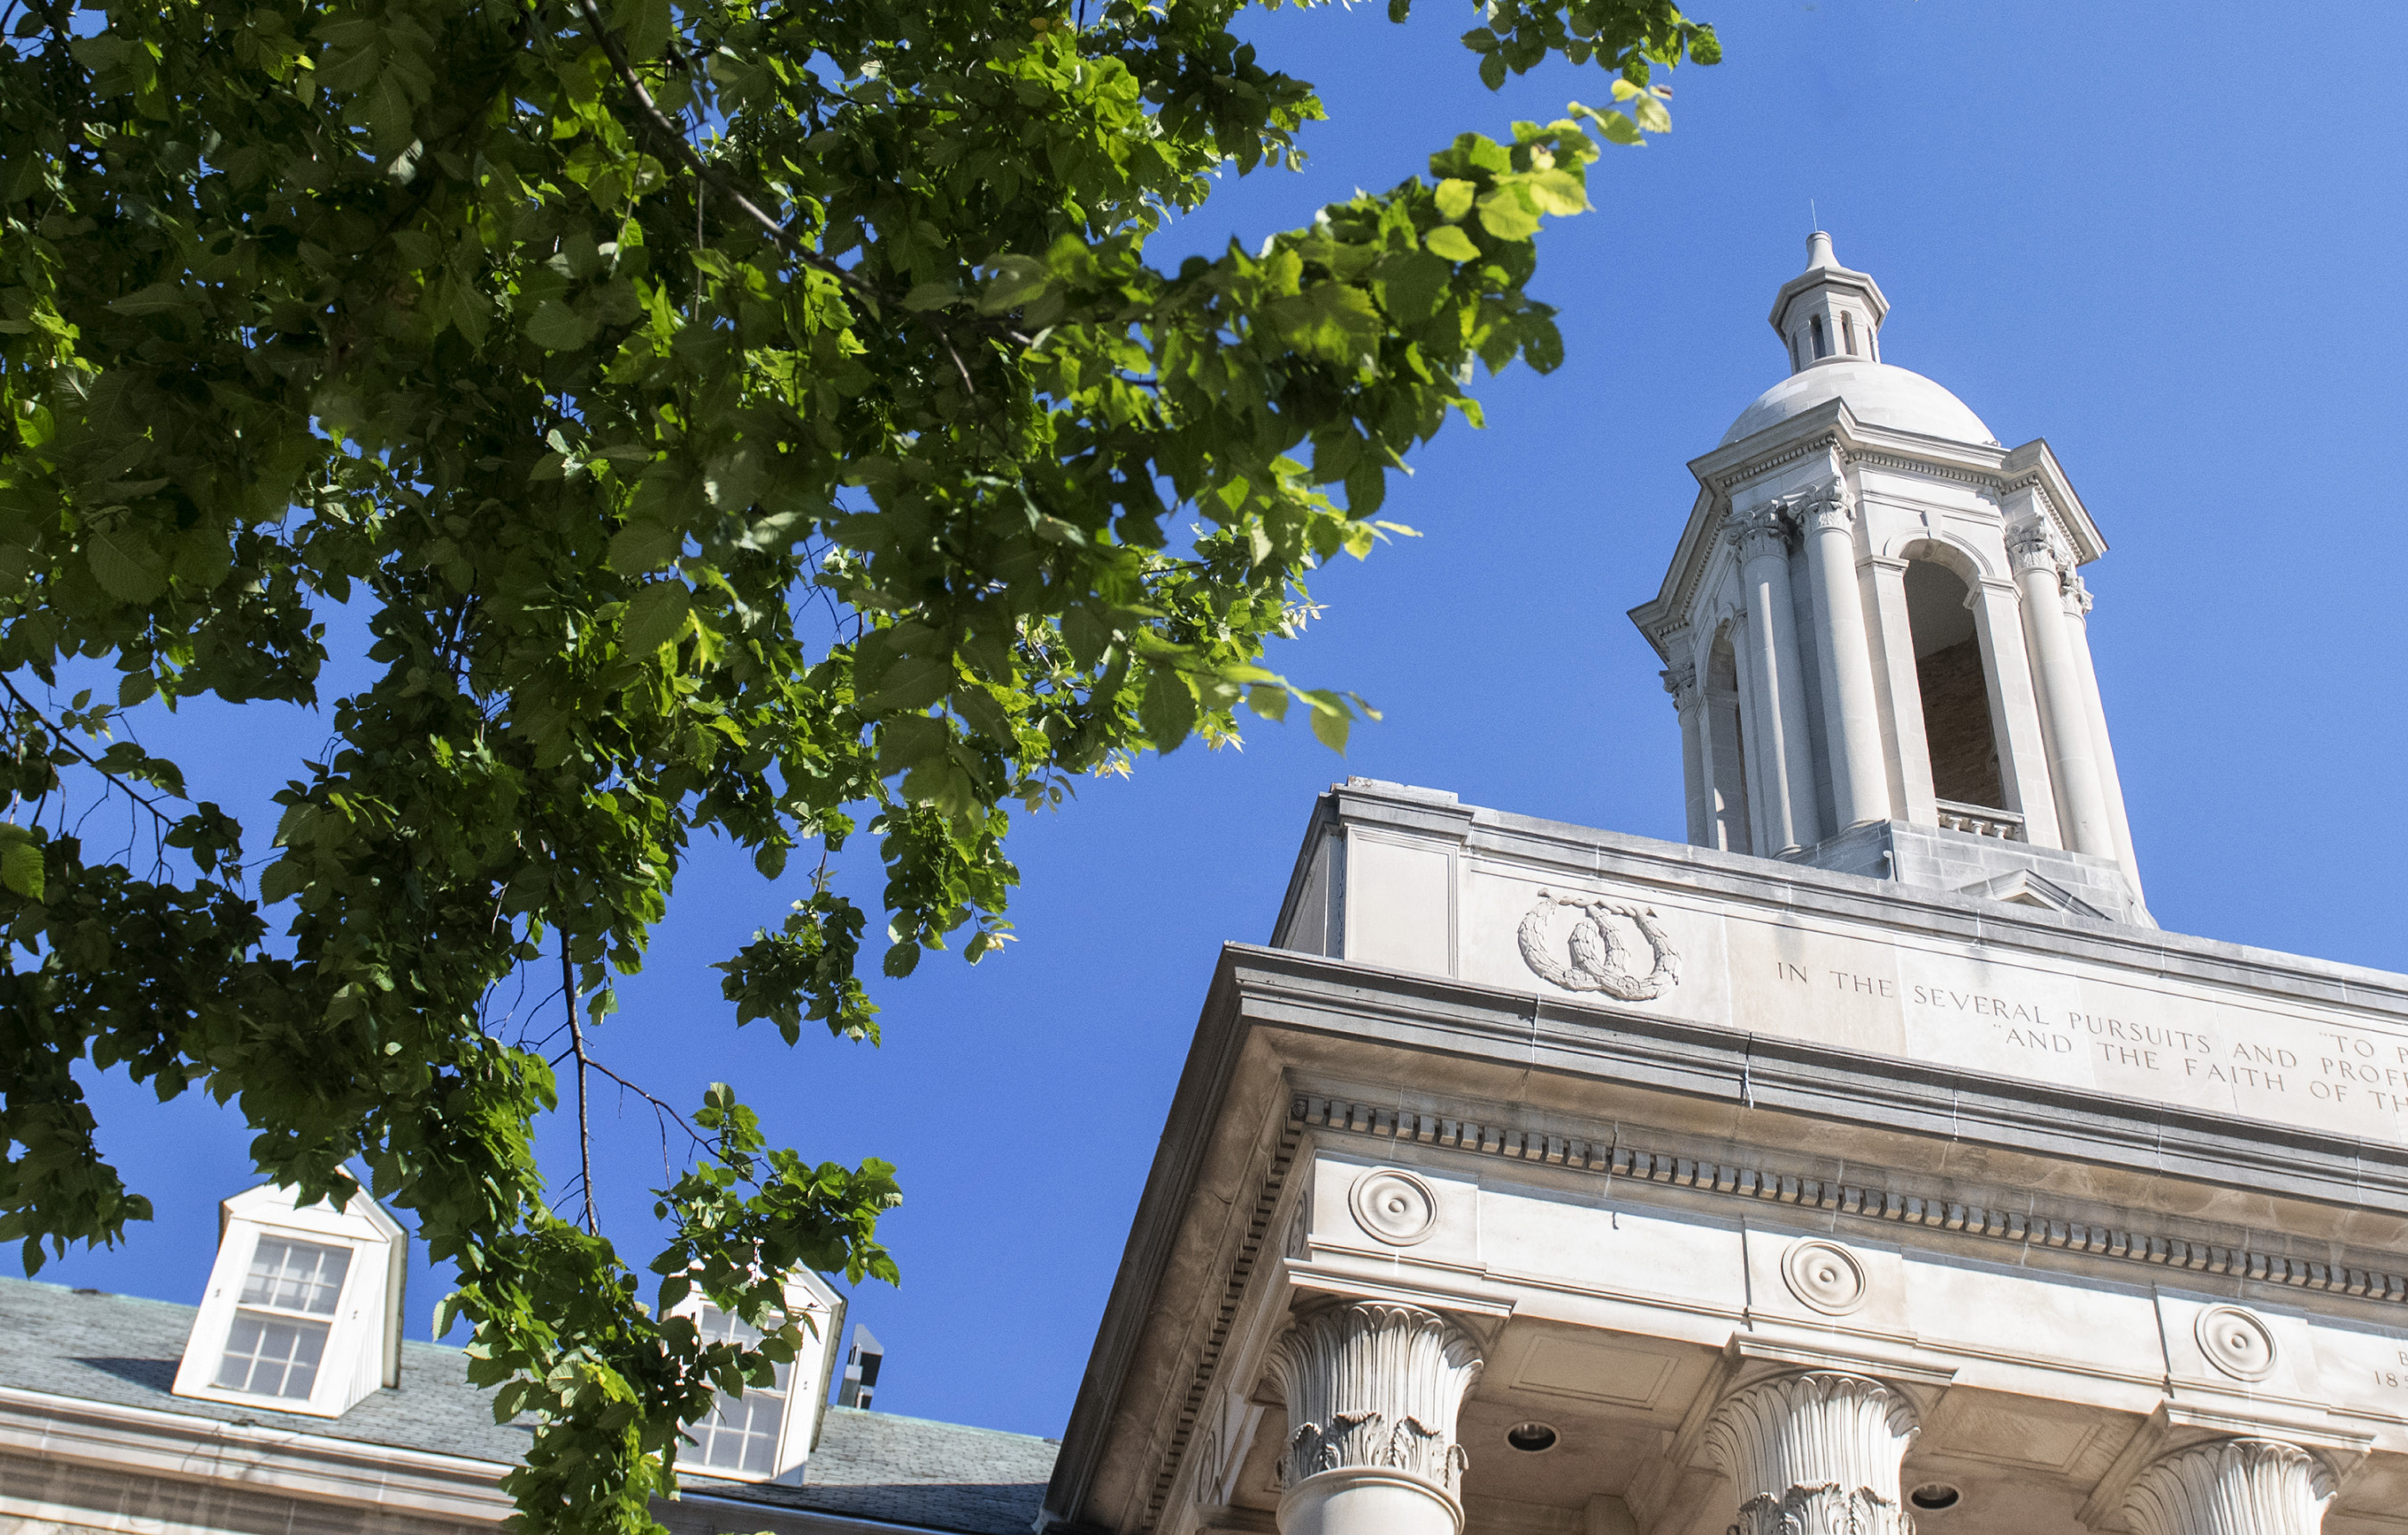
left=827, top=1403, right=1059, bottom=1443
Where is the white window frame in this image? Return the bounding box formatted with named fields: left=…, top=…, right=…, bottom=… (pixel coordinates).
left=172, top=1183, right=405, bottom=1419
left=672, top=1269, right=845, bottom=1487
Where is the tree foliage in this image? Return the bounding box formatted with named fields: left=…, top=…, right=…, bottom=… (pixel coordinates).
left=0, top=0, right=1714, bottom=1526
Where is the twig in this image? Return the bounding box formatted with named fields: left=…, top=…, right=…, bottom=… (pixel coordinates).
left=0, top=675, right=175, bottom=827
left=561, top=937, right=598, bottom=1236
left=571, top=0, right=879, bottom=306
left=583, top=1054, right=706, bottom=1150
left=569, top=0, right=1034, bottom=395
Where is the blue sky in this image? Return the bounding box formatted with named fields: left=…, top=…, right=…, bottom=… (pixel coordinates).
left=34, top=0, right=2408, bottom=1439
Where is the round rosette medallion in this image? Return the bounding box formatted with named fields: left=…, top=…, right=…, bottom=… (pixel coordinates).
left=1348, top=1168, right=1439, bottom=1246
left=2194, top=1304, right=2277, bottom=1382
left=1780, top=1238, right=1869, bottom=1316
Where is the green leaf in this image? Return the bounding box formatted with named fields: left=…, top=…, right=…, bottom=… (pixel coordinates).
left=1375, top=250, right=1452, bottom=319
left=1423, top=225, right=1480, bottom=262
left=1266, top=284, right=1382, bottom=366
left=1307, top=695, right=1351, bottom=753
left=1475, top=187, right=1541, bottom=242
left=87, top=527, right=167, bottom=603
left=606, top=519, right=682, bottom=574
left=0, top=828, right=41, bottom=900
left=524, top=300, right=597, bottom=352
left=1523, top=169, right=1589, bottom=216
left=1587, top=108, right=1644, bottom=146
left=105, top=282, right=187, bottom=318
left=902, top=282, right=959, bottom=310
left=1433, top=178, right=1476, bottom=219
left=1140, top=665, right=1198, bottom=752
left=259, top=857, right=304, bottom=904
left=862, top=654, right=952, bottom=714
left=977, top=255, right=1050, bottom=314
left=621, top=582, right=691, bottom=654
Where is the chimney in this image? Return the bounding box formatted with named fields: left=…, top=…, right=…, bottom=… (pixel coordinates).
left=838, top=1325, right=884, bottom=1409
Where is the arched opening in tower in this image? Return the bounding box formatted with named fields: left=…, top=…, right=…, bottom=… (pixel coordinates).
left=1704, top=630, right=1752, bottom=854
left=1902, top=559, right=2007, bottom=811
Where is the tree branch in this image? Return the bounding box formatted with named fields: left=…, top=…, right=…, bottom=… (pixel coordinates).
left=0, top=675, right=175, bottom=828
left=571, top=0, right=880, bottom=307
left=569, top=0, right=1031, bottom=399
left=561, top=938, right=598, bottom=1237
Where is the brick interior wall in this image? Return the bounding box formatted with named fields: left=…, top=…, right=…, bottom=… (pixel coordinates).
left=1917, top=637, right=2005, bottom=809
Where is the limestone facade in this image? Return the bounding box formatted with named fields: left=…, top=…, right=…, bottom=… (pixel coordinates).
left=1043, top=243, right=2408, bottom=1535
left=1041, top=780, right=2408, bottom=1535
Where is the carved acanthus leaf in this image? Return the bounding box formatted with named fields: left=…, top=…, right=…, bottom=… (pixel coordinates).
left=1266, top=1301, right=1483, bottom=1496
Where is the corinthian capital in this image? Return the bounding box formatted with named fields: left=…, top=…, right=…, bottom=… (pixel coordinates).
left=1705, top=1372, right=1918, bottom=1535
left=2005, top=521, right=2066, bottom=580
left=1266, top=1300, right=1484, bottom=1498
left=1662, top=657, right=1700, bottom=712
left=2124, top=1439, right=2335, bottom=1535
left=1795, top=480, right=1857, bottom=534
left=1726, top=501, right=1794, bottom=565
left=2063, top=571, right=2095, bottom=618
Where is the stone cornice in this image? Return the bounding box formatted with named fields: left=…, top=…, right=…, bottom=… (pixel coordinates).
left=0, top=1383, right=900, bottom=1535
left=1047, top=926, right=2408, bottom=1535
left=0, top=1383, right=514, bottom=1526
left=1286, top=1091, right=2408, bottom=1310
left=1635, top=407, right=2107, bottom=656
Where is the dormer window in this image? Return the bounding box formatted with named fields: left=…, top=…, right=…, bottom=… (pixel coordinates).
left=173, top=1182, right=405, bottom=1419
left=674, top=1270, right=845, bottom=1487
left=214, top=1236, right=352, bottom=1399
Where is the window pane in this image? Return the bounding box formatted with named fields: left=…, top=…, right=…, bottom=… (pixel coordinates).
left=690, top=1306, right=793, bottom=1475
left=240, top=1236, right=351, bottom=1316
left=697, top=1303, right=792, bottom=1390
left=696, top=1387, right=788, bottom=1475
left=214, top=1312, right=331, bottom=1400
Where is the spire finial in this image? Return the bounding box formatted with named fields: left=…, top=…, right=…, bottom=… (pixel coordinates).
left=1805, top=229, right=1836, bottom=270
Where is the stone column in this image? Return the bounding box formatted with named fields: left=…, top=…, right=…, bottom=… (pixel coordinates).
left=1704, top=1372, right=1917, bottom=1535
left=1863, top=556, right=1937, bottom=824
left=1730, top=504, right=1819, bottom=854
left=1703, top=669, right=1752, bottom=855
left=1798, top=481, right=1891, bottom=829
left=2064, top=574, right=2144, bottom=903
left=1664, top=656, right=1711, bottom=848
left=2008, top=524, right=2115, bottom=857
left=1966, top=574, right=2064, bottom=849
left=2124, top=1439, right=2335, bottom=1535
left=1266, top=1300, right=1485, bottom=1535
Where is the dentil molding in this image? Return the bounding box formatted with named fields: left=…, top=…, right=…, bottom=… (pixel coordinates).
left=1289, top=1093, right=2408, bottom=1308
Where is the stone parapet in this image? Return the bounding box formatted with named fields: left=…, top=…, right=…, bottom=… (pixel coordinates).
left=1792, top=816, right=2147, bottom=925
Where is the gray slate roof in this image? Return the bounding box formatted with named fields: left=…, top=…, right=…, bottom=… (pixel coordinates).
left=0, top=1278, right=1055, bottom=1535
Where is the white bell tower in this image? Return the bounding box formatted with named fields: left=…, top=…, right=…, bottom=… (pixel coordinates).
left=1630, top=233, right=2148, bottom=924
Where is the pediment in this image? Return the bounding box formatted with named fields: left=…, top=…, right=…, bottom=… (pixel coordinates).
left=1958, top=867, right=2109, bottom=922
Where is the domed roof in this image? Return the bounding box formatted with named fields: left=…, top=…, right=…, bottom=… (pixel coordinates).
left=1719, top=359, right=1998, bottom=449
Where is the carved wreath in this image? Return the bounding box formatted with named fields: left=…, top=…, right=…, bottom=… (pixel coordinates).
left=1516, top=892, right=1681, bottom=1002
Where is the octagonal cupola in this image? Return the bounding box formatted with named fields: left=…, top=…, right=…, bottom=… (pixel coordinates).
left=1631, top=235, right=2149, bottom=927
left=1771, top=230, right=1888, bottom=371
